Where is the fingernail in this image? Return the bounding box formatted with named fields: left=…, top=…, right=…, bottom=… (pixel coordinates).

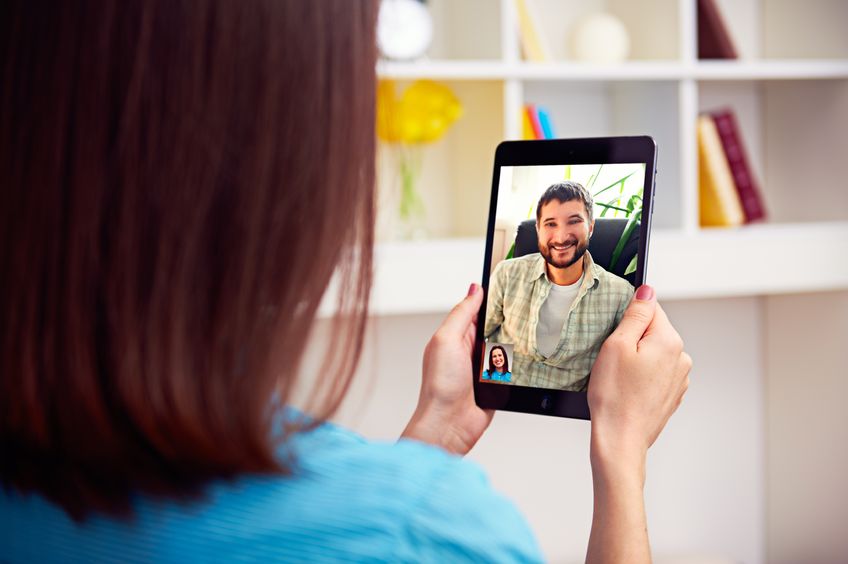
left=635, top=285, right=654, bottom=301
left=467, top=283, right=477, bottom=297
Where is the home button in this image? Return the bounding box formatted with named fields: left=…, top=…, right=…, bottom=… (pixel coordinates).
left=540, top=395, right=552, bottom=411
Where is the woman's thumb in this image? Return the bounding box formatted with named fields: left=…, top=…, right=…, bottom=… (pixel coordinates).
left=440, top=283, right=483, bottom=335
left=611, top=285, right=656, bottom=344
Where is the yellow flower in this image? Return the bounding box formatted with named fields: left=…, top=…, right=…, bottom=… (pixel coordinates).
left=376, top=80, right=402, bottom=142
left=376, top=80, right=463, bottom=144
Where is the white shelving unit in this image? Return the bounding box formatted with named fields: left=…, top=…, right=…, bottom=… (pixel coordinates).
left=368, top=0, right=848, bottom=316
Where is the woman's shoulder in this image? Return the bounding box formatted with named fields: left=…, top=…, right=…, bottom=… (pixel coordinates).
left=209, top=421, right=543, bottom=561
left=290, top=425, right=540, bottom=561
left=1, top=416, right=543, bottom=563
left=285, top=416, right=461, bottom=487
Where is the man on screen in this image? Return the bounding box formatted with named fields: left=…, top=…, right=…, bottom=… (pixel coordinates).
left=484, top=181, right=634, bottom=390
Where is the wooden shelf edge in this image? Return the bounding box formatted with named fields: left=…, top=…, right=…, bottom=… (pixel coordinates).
left=377, top=60, right=848, bottom=82
left=694, top=59, right=848, bottom=80
left=316, top=223, right=848, bottom=317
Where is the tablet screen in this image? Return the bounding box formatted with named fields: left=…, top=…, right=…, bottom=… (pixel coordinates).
left=481, top=162, right=646, bottom=392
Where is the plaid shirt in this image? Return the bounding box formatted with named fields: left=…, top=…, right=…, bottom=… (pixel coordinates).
left=484, top=251, right=633, bottom=391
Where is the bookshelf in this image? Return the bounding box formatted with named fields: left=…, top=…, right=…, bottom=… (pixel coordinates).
left=364, top=0, right=848, bottom=316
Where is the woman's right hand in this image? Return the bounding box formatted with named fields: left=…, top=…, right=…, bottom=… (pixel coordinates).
left=400, top=284, right=494, bottom=456
left=585, top=284, right=691, bottom=564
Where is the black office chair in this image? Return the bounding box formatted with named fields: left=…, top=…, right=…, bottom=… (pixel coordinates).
left=513, top=217, right=640, bottom=285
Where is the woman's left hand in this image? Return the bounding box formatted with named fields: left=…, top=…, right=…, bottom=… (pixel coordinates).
left=400, top=283, right=494, bottom=456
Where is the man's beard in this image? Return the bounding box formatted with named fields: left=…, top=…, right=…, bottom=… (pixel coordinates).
left=540, top=236, right=589, bottom=269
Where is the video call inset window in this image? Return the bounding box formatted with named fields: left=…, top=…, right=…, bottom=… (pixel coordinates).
left=480, top=342, right=514, bottom=384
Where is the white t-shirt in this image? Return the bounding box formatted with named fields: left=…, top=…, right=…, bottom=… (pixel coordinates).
left=536, top=273, right=584, bottom=358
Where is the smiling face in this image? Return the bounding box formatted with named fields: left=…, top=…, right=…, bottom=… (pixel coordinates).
left=491, top=347, right=505, bottom=370
left=536, top=199, right=594, bottom=270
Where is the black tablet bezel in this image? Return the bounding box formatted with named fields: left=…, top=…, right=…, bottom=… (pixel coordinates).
left=473, top=136, right=657, bottom=420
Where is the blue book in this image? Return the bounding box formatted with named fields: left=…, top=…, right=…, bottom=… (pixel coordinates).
left=537, top=106, right=555, bottom=139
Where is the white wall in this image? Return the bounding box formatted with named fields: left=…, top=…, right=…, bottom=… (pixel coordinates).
left=302, top=297, right=767, bottom=563
left=765, top=290, right=848, bottom=564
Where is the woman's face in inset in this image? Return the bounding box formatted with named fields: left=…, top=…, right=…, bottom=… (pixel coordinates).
left=491, top=348, right=505, bottom=369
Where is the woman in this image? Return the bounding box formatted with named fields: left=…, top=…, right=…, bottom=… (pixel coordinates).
left=0, top=1, right=691, bottom=562
left=482, top=345, right=512, bottom=382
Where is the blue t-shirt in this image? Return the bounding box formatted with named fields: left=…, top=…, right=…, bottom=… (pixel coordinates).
left=482, top=369, right=512, bottom=382
left=0, top=415, right=542, bottom=563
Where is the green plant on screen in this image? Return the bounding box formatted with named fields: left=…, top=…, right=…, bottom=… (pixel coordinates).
left=583, top=164, right=644, bottom=276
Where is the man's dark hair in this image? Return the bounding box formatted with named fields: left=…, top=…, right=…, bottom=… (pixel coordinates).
left=535, top=181, right=594, bottom=223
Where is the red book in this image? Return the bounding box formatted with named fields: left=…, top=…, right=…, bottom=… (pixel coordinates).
left=711, top=109, right=766, bottom=223
left=525, top=105, right=544, bottom=140
left=698, top=0, right=737, bottom=59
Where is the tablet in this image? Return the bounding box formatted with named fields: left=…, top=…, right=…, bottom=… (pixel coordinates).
left=473, top=136, right=657, bottom=419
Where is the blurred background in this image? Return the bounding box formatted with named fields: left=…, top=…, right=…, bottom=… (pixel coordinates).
left=306, top=0, right=848, bottom=562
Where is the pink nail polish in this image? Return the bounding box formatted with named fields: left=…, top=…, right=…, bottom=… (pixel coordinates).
left=635, top=285, right=654, bottom=301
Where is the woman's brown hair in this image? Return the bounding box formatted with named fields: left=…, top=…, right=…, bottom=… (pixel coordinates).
left=0, top=0, right=377, bottom=520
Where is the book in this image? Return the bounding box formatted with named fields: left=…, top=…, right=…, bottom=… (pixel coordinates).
left=697, top=0, right=737, bottom=59
left=522, top=107, right=535, bottom=139
left=537, top=106, right=555, bottom=139
left=513, top=0, right=551, bottom=62
left=697, top=115, right=745, bottom=227
left=524, top=105, right=544, bottom=139
left=522, top=105, right=557, bottom=140
left=710, top=109, right=766, bottom=223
